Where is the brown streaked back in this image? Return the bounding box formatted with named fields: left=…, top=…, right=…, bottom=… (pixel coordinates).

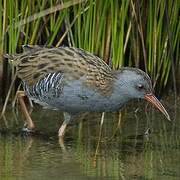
left=8, top=46, right=115, bottom=95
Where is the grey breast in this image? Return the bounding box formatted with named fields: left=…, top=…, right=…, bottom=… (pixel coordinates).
left=24, top=72, right=123, bottom=113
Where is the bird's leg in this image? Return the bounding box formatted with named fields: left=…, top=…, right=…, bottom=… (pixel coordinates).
left=58, top=112, right=71, bottom=137
left=17, top=91, right=35, bottom=132
left=144, top=111, right=151, bottom=138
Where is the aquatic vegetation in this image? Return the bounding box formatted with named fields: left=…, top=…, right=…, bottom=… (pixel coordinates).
left=0, top=0, right=179, bottom=101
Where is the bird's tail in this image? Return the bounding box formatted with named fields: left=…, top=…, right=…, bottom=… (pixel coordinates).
left=3, top=54, right=15, bottom=65
left=3, top=54, right=14, bottom=60
left=3, top=45, right=44, bottom=66
left=3, top=53, right=21, bottom=66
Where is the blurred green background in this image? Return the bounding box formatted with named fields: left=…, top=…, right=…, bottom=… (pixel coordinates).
left=0, top=0, right=179, bottom=103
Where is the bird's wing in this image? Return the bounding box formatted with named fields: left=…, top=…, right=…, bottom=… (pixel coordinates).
left=8, top=46, right=115, bottom=95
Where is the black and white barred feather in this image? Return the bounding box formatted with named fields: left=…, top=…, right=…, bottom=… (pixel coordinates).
left=24, top=72, right=63, bottom=107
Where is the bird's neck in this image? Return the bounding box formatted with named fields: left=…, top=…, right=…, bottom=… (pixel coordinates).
left=106, top=71, right=132, bottom=109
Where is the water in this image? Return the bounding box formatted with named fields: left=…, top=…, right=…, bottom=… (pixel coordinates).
left=0, top=95, right=180, bottom=180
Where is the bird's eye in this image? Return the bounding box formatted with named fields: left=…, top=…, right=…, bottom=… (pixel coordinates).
left=137, top=84, right=144, bottom=90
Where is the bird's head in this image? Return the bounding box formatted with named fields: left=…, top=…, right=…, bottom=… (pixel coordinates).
left=115, top=67, right=170, bottom=121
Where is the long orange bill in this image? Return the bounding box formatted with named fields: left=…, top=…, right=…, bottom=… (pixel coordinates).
left=144, top=93, right=171, bottom=121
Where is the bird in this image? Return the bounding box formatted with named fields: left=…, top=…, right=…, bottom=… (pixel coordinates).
left=5, top=45, right=170, bottom=137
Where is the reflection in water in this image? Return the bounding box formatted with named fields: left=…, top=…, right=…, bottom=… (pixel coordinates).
left=0, top=96, right=180, bottom=179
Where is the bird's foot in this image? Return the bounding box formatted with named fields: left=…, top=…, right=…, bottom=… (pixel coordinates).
left=144, top=128, right=151, bottom=136
left=144, top=128, right=151, bottom=140
left=21, top=123, right=35, bottom=135
left=22, top=127, right=35, bottom=133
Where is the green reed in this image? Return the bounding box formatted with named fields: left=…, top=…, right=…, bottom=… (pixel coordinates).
left=0, top=0, right=179, bottom=102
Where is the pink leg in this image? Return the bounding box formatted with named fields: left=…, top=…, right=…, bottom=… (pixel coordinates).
left=58, top=112, right=71, bottom=137
left=17, top=91, right=35, bottom=130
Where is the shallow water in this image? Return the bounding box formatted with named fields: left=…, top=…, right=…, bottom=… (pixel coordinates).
left=0, top=95, right=180, bottom=180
